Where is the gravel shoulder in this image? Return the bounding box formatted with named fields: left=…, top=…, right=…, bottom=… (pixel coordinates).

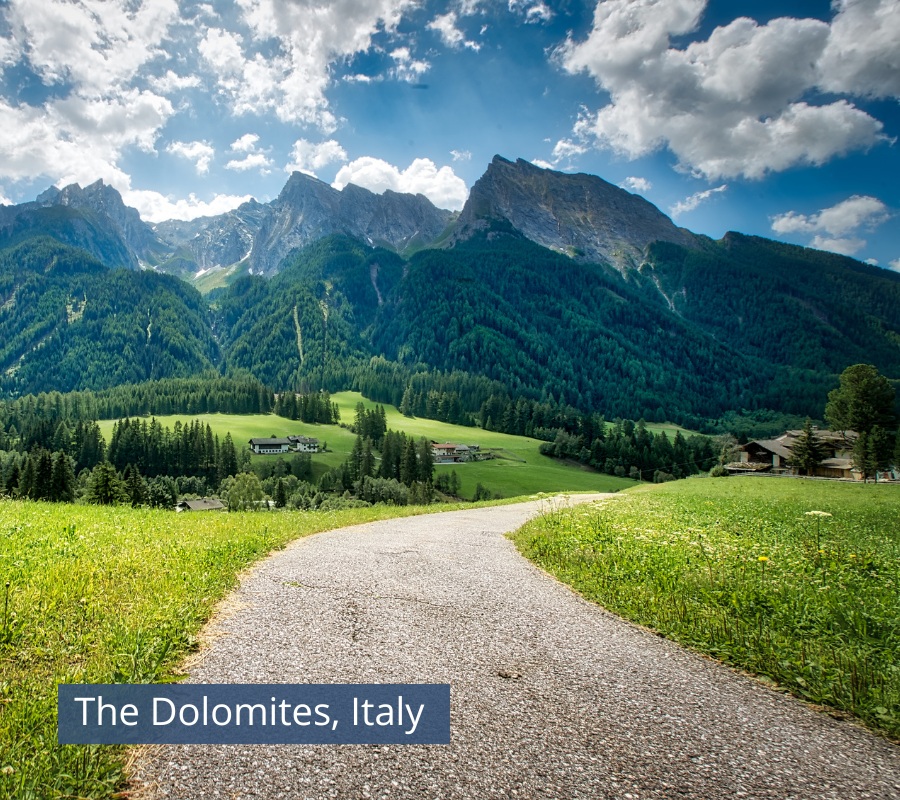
left=133, top=495, right=900, bottom=799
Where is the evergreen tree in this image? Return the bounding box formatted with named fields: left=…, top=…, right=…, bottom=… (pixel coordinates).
left=124, top=465, right=150, bottom=507
left=275, top=478, right=287, bottom=508
left=399, top=386, right=413, bottom=417
left=18, top=455, right=36, bottom=499
left=4, top=459, right=20, bottom=496
left=417, top=437, right=434, bottom=484
left=86, top=462, right=128, bottom=505
left=787, top=418, right=829, bottom=475
left=50, top=451, right=76, bottom=502
left=361, top=438, right=375, bottom=480
left=826, top=364, right=897, bottom=434
left=148, top=476, right=178, bottom=509
left=400, top=439, right=418, bottom=485
left=34, top=449, right=53, bottom=500
left=449, top=469, right=460, bottom=496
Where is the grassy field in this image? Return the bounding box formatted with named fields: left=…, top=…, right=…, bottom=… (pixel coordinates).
left=0, top=496, right=528, bottom=799
left=512, top=477, right=900, bottom=737
left=99, top=392, right=635, bottom=497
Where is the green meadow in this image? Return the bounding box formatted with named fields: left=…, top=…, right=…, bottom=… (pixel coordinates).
left=98, top=391, right=635, bottom=497
left=512, top=477, right=900, bottom=737
left=0, top=497, right=520, bottom=799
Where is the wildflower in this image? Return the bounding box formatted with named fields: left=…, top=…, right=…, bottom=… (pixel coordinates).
left=758, top=556, right=769, bottom=562
left=1, top=766, right=13, bottom=775
left=804, top=511, right=832, bottom=517
left=849, top=554, right=856, bottom=558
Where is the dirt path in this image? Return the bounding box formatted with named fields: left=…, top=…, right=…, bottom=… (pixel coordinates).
left=133, top=495, right=900, bottom=799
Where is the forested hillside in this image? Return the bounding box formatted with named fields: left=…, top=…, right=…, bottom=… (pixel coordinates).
left=0, top=237, right=218, bottom=396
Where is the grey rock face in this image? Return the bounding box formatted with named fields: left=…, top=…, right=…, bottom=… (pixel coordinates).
left=42, top=179, right=161, bottom=264
left=450, top=155, right=699, bottom=270
left=154, top=200, right=269, bottom=272
left=249, top=172, right=452, bottom=275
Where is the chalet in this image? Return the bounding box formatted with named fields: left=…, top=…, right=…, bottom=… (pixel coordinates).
left=176, top=498, right=226, bottom=512
left=288, top=435, right=319, bottom=453
left=249, top=437, right=292, bottom=455
left=431, top=442, right=478, bottom=463
left=733, top=429, right=863, bottom=480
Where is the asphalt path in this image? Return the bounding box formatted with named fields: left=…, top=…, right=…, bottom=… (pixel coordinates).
left=133, top=495, right=900, bottom=799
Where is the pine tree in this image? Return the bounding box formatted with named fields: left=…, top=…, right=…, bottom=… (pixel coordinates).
left=86, top=462, right=128, bottom=505
left=787, top=418, right=829, bottom=476
left=399, top=386, right=413, bottom=417
left=50, top=451, right=76, bottom=502
left=400, top=439, right=418, bottom=485
left=124, top=465, right=149, bottom=507
left=275, top=478, right=287, bottom=508
left=449, top=469, right=460, bottom=496
left=34, top=449, right=54, bottom=500
left=361, top=438, right=375, bottom=479
left=417, top=437, right=434, bottom=484
left=826, top=364, right=897, bottom=434
left=18, top=454, right=36, bottom=499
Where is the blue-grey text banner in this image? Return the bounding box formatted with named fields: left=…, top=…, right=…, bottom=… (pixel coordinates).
left=58, top=684, right=450, bottom=745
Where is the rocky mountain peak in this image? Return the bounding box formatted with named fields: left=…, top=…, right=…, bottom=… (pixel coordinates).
left=449, top=155, right=699, bottom=271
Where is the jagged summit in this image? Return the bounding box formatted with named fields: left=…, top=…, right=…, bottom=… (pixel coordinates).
left=449, top=155, right=699, bottom=271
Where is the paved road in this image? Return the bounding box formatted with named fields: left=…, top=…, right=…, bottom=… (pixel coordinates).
left=134, top=496, right=900, bottom=799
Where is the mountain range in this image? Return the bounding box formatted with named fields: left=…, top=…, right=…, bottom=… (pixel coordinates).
left=2, top=156, right=899, bottom=428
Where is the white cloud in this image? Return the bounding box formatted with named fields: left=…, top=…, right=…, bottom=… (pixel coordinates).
left=531, top=159, right=554, bottom=169
left=0, top=90, right=173, bottom=191
left=332, top=156, right=468, bottom=209
left=5, top=0, right=179, bottom=96
left=559, top=0, right=894, bottom=180
left=197, top=0, right=418, bottom=128
left=771, top=195, right=891, bottom=237
left=226, top=152, right=272, bottom=173
left=551, top=139, right=587, bottom=162
left=286, top=139, right=347, bottom=176
left=670, top=184, right=727, bottom=218
left=771, top=195, right=893, bottom=257
left=809, top=235, right=866, bottom=256
left=126, top=190, right=253, bottom=223
left=866, top=258, right=879, bottom=265
left=619, top=176, right=652, bottom=193
left=509, top=1, right=553, bottom=23
left=427, top=11, right=481, bottom=50
left=149, top=70, right=201, bottom=93
left=450, top=149, right=472, bottom=161
left=231, top=133, right=261, bottom=153
left=167, top=140, right=215, bottom=175
left=390, top=47, right=431, bottom=83
left=890, top=258, right=900, bottom=272
left=0, top=188, right=11, bottom=206
left=819, top=0, right=900, bottom=99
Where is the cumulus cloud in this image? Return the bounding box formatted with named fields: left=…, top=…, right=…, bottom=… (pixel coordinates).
left=866, top=258, right=879, bottom=265
left=771, top=195, right=891, bottom=237
left=558, top=0, right=895, bottom=180
left=224, top=134, right=272, bottom=173
left=149, top=70, right=201, bottom=93
left=126, top=190, right=253, bottom=223
left=771, top=195, right=892, bottom=256
left=390, top=47, right=431, bottom=83
left=167, top=140, right=215, bottom=175
left=551, top=139, right=587, bottom=162
left=332, top=156, right=468, bottom=209
left=451, top=149, right=472, bottom=161
left=427, top=11, right=481, bottom=50
left=670, top=184, right=727, bottom=218
left=285, top=139, right=347, bottom=176
left=619, top=176, right=652, bottom=193
left=509, top=1, right=553, bottom=23
left=197, top=0, right=418, bottom=128
left=4, top=0, right=179, bottom=96
left=0, top=90, right=173, bottom=191
left=531, top=159, right=554, bottom=169
left=890, top=258, right=900, bottom=272
left=0, top=187, right=11, bottom=206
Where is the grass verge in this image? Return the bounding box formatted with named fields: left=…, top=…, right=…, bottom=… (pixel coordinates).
left=510, top=477, right=900, bottom=738
left=0, top=495, right=526, bottom=799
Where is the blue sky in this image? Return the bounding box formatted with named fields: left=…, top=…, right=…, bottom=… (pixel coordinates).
left=0, top=0, right=898, bottom=268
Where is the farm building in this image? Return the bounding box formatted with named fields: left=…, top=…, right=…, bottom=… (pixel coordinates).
left=732, top=429, right=865, bottom=480
left=176, top=498, right=226, bottom=512
left=288, top=435, right=319, bottom=452
left=431, top=442, right=480, bottom=463
left=249, top=437, right=293, bottom=454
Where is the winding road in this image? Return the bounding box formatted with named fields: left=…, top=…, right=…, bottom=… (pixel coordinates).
left=134, top=496, right=900, bottom=799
